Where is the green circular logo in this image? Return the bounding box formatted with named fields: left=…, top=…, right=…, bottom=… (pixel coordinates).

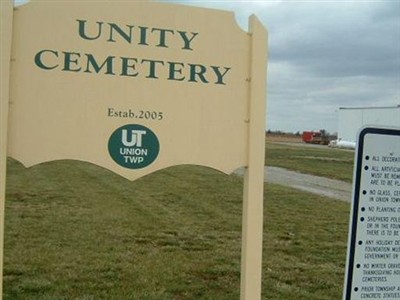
left=108, top=124, right=160, bottom=169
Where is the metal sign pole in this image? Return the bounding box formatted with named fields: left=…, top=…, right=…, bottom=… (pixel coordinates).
left=240, top=15, right=268, bottom=300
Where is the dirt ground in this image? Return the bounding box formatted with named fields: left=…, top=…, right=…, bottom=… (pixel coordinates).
left=260, top=133, right=352, bottom=202
left=265, top=133, right=303, bottom=143
left=235, top=166, right=352, bottom=202
left=265, top=166, right=352, bottom=202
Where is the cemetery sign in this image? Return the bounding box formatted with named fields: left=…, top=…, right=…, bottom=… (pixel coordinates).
left=1, top=1, right=268, bottom=299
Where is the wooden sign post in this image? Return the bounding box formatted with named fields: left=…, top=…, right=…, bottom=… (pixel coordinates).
left=0, top=0, right=14, bottom=296
left=0, top=1, right=267, bottom=298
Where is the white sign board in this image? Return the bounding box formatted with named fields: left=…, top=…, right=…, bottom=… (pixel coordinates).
left=343, top=127, right=400, bottom=299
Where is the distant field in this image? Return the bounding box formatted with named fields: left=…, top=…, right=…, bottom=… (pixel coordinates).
left=266, top=141, right=355, bottom=182
left=4, top=141, right=352, bottom=299
left=266, top=133, right=303, bottom=143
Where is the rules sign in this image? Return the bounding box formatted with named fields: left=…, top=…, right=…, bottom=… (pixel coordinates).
left=343, top=127, right=400, bottom=300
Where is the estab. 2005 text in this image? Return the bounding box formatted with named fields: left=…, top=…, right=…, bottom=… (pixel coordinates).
left=107, top=108, right=164, bottom=121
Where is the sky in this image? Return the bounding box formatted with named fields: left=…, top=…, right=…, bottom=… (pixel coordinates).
left=15, top=0, right=400, bottom=134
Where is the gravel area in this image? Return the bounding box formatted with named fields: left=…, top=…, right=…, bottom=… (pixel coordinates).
left=236, top=166, right=353, bottom=202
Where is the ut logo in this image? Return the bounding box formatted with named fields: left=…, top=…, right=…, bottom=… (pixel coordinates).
left=122, top=129, right=146, bottom=147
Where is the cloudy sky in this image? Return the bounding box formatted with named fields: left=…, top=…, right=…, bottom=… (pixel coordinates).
left=161, top=0, right=399, bottom=134
left=15, top=0, right=400, bottom=134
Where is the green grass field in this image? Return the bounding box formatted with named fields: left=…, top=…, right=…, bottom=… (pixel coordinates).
left=266, top=142, right=354, bottom=182
left=4, top=142, right=353, bottom=299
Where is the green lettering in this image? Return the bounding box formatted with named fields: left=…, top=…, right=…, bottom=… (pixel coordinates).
left=167, top=61, right=185, bottom=81
left=177, top=31, right=198, bottom=50
left=77, top=19, right=103, bottom=40
left=62, top=52, right=81, bottom=72
left=107, top=23, right=135, bottom=43
left=141, top=59, right=164, bottom=79
left=139, top=26, right=149, bottom=46
left=84, top=54, right=115, bottom=75
left=211, top=66, right=231, bottom=85
left=121, top=57, right=139, bottom=77
left=151, top=28, right=174, bottom=48
left=34, top=49, right=58, bottom=70
left=188, top=64, right=209, bottom=83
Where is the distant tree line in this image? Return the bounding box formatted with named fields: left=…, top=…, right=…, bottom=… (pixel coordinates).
left=266, top=130, right=301, bottom=136
left=266, top=130, right=337, bottom=139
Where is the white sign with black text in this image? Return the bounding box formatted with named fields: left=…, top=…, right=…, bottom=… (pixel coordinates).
left=344, top=127, right=400, bottom=300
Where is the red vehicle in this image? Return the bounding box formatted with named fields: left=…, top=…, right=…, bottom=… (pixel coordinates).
left=302, top=130, right=330, bottom=145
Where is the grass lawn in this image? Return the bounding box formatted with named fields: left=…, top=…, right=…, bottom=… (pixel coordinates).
left=265, top=142, right=354, bottom=182
left=4, top=154, right=351, bottom=299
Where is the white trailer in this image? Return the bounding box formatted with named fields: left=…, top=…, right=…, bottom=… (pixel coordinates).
left=338, top=105, right=400, bottom=143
